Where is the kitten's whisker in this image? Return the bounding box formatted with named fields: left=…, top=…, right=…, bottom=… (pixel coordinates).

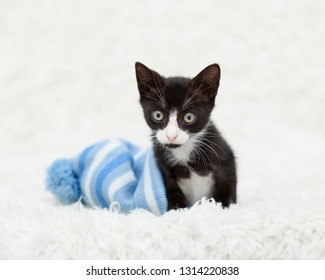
left=194, top=138, right=224, bottom=169
left=199, top=142, right=221, bottom=169
left=191, top=76, right=205, bottom=97
left=182, top=83, right=219, bottom=111
left=202, top=137, right=230, bottom=159
left=193, top=84, right=219, bottom=96
left=200, top=140, right=226, bottom=161
left=139, top=81, right=166, bottom=108
left=182, top=76, right=205, bottom=110
left=200, top=141, right=221, bottom=167
left=181, top=99, right=207, bottom=111
left=183, top=88, right=191, bottom=110
left=192, top=144, right=211, bottom=173
left=145, top=100, right=165, bottom=107
left=191, top=132, right=214, bottom=172
left=201, top=132, right=231, bottom=158
left=182, top=77, right=197, bottom=110
left=184, top=84, right=219, bottom=107
left=151, top=70, right=166, bottom=107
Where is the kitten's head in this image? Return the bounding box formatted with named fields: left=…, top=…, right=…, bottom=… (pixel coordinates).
left=135, top=62, right=220, bottom=148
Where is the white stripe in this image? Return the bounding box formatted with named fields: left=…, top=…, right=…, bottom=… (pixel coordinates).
left=83, top=140, right=120, bottom=207
left=143, top=151, right=161, bottom=215
left=108, top=171, right=136, bottom=202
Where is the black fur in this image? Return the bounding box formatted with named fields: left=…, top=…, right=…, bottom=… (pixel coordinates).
left=135, top=62, right=237, bottom=210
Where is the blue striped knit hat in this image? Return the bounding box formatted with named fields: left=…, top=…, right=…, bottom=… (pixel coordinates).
left=46, top=138, right=168, bottom=215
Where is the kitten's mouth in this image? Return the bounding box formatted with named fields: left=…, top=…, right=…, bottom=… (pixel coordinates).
left=165, top=143, right=182, bottom=149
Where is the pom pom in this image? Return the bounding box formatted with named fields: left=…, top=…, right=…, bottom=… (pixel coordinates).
left=46, top=159, right=81, bottom=204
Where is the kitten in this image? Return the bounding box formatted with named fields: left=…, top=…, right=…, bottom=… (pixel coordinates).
left=135, top=62, right=237, bottom=210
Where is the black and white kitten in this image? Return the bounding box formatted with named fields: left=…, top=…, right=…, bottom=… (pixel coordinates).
left=135, top=62, right=237, bottom=210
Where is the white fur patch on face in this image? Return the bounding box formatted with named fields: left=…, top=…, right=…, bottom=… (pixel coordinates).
left=168, top=125, right=208, bottom=165
left=156, top=111, right=189, bottom=145
left=168, top=136, right=196, bottom=164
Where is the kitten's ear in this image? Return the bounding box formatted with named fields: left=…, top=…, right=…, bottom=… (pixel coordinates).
left=135, top=62, right=165, bottom=98
left=189, top=64, right=221, bottom=102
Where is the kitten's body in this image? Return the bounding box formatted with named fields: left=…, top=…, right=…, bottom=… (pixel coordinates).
left=135, top=63, right=237, bottom=210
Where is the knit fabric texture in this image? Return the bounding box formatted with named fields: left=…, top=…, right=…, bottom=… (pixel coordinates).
left=46, top=138, right=168, bottom=215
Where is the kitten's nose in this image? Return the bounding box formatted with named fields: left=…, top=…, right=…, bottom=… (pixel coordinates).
left=166, top=125, right=178, bottom=142
left=167, top=134, right=178, bottom=141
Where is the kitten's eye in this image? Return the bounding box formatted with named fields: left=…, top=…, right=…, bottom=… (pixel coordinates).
left=184, top=112, right=196, bottom=124
left=152, top=110, right=164, bottom=122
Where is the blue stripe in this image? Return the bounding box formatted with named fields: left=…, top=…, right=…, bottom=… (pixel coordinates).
left=114, top=181, right=137, bottom=212
left=132, top=152, right=152, bottom=213
left=101, top=161, right=136, bottom=206
left=148, top=148, right=167, bottom=214
left=95, top=152, right=133, bottom=207
left=87, top=146, right=125, bottom=206
left=133, top=153, right=146, bottom=180
left=79, top=140, right=115, bottom=207
left=124, top=140, right=141, bottom=157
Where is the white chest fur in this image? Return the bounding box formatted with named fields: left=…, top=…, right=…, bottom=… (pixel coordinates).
left=177, top=171, right=214, bottom=206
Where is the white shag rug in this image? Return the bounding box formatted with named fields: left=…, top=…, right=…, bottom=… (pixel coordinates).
left=1, top=0, right=325, bottom=259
